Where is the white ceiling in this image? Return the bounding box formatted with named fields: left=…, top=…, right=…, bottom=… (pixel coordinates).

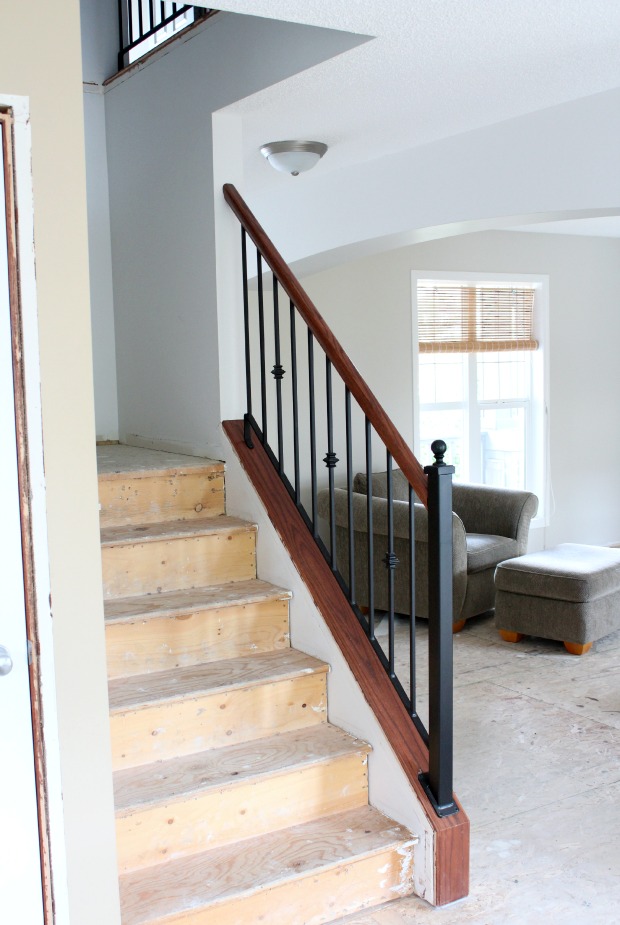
left=206, top=1, right=620, bottom=236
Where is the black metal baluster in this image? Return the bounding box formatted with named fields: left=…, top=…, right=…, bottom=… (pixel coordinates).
left=148, top=0, right=155, bottom=33
left=384, top=451, right=398, bottom=678
left=409, top=482, right=416, bottom=716
left=420, top=439, right=458, bottom=817
left=324, top=358, right=339, bottom=570
left=127, top=0, right=135, bottom=46
left=345, top=388, right=355, bottom=603
left=308, top=330, right=318, bottom=536
left=137, top=0, right=144, bottom=41
left=159, top=1, right=166, bottom=27
left=365, top=418, right=375, bottom=640
left=289, top=302, right=300, bottom=505
left=241, top=229, right=253, bottom=448
left=256, top=251, right=267, bottom=445
left=272, top=277, right=285, bottom=473
left=118, top=1, right=129, bottom=69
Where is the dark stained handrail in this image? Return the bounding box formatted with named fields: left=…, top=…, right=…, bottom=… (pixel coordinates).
left=223, top=183, right=428, bottom=506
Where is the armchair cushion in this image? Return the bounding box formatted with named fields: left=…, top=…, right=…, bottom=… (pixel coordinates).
left=466, top=534, right=520, bottom=574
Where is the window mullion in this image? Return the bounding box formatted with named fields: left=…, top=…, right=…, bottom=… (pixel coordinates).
left=468, top=353, right=480, bottom=482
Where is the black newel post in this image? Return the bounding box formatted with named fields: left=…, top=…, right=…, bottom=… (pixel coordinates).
left=420, top=439, right=458, bottom=817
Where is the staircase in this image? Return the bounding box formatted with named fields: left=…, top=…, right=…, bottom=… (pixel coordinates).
left=98, top=445, right=417, bottom=925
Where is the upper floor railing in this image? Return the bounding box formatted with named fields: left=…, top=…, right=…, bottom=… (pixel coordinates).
left=223, top=182, right=458, bottom=817
left=117, top=1, right=215, bottom=71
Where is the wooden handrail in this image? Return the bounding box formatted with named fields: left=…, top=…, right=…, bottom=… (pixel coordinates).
left=223, top=183, right=428, bottom=506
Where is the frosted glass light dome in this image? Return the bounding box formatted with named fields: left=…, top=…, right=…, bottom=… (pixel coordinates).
left=260, top=140, right=327, bottom=176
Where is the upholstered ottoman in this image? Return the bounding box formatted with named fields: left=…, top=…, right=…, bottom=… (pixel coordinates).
left=494, top=543, right=620, bottom=655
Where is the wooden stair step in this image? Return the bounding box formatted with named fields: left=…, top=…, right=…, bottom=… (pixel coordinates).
left=98, top=453, right=225, bottom=527
left=101, top=516, right=257, bottom=598
left=114, top=724, right=371, bottom=872
left=109, top=650, right=328, bottom=769
left=104, top=579, right=291, bottom=623
left=101, top=516, right=253, bottom=547
left=119, top=805, right=417, bottom=925
left=104, top=580, right=291, bottom=679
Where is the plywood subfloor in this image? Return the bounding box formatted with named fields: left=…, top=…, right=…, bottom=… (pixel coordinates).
left=331, top=616, right=620, bottom=925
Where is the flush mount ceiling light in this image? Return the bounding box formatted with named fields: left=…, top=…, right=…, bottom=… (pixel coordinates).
left=260, top=140, right=328, bottom=176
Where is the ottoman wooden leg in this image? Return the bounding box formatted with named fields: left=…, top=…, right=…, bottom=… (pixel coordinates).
left=452, top=619, right=466, bottom=633
left=564, top=641, right=592, bottom=656
left=499, top=630, right=524, bottom=644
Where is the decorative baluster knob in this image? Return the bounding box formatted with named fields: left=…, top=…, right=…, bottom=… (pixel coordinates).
left=323, top=451, right=339, bottom=469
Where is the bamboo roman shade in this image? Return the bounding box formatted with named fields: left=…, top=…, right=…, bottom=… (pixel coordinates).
left=418, top=285, right=538, bottom=353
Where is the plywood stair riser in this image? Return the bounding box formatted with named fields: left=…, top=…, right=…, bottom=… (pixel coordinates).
left=105, top=590, right=290, bottom=679
left=114, top=727, right=371, bottom=873
left=97, top=448, right=417, bottom=924
left=101, top=519, right=256, bottom=598
left=99, top=468, right=225, bottom=528
left=109, top=664, right=328, bottom=771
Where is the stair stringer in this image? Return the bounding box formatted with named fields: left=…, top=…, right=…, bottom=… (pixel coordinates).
left=222, top=427, right=439, bottom=905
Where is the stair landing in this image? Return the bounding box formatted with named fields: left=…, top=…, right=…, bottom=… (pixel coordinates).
left=96, top=444, right=222, bottom=478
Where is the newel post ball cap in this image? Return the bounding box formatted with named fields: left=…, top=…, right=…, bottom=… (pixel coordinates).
left=431, top=439, right=448, bottom=466
left=260, top=140, right=328, bottom=176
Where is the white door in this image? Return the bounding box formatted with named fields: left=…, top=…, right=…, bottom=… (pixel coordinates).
left=0, top=118, right=45, bottom=922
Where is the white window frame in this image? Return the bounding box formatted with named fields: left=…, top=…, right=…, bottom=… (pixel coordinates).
left=411, top=270, right=550, bottom=528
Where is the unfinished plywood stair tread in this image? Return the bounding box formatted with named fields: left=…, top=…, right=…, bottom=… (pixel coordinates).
left=119, top=806, right=417, bottom=925
left=114, top=723, right=370, bottom=812
left=108, top=648, right=328, bottom=713
left=104, top=579, right=291, bottom=624
left=101, top=515, right=255, bottom=548
left=97, top=444, right=224, bottom=480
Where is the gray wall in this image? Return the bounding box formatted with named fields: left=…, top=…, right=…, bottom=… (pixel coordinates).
left=103, top=12, right=363, bottom=456
left=81, top=0, right=120, bottom=439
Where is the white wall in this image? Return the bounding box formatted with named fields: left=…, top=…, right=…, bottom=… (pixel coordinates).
left=103, top=12, right=363, bottom=459
left=299, top=230, right=620, bottom=548
left=1, top=2, right=121, bottom=922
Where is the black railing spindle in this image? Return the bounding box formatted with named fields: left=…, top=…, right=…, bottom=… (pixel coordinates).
left=256, top=252, right=268, bottom=445
left=385, top=451, right=397, bottom=678
left=241, top=229, right=253, bottom=448
left=289, top=301, right=300, bottom=504
left=345, top=388, right=355, bottom=603
left=365, top=418, right=375, bottom=641
left=409, top=483, right=417, bottom=717
left=308, top=330, right=318, bottom=536
left=324, top=358, right=338, bottom=570
left=272, top=278, right=284, bottom=473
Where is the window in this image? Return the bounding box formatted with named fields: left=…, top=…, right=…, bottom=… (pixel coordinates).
left=412, top=273, right=548, bottom=523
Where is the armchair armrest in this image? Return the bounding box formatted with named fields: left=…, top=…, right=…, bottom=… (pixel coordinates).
left=452, top=483, right=538, bottom=554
